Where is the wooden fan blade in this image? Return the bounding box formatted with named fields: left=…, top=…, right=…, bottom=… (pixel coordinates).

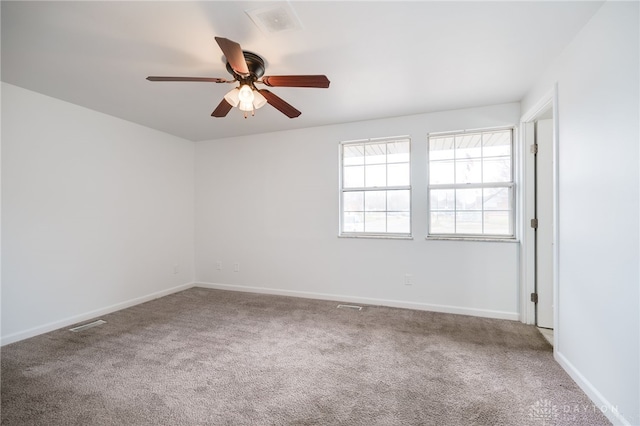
left=211, top=99, right=233, bottom=117
left=258, top=90, right=301, bottom=118
left=215, top=37, right=250, bottom=77
left=147, top=76, right=228, bottom=83
left=261, top=75, right=330, bottom=88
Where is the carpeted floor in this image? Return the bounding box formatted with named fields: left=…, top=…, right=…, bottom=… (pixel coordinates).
left=1, top=288, right=610, bottom=425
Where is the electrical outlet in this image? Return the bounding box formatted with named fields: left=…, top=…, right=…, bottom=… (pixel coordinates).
left=233, top=262, right=240, bottom=272
left=216, top=261, right=222, bottom=271
left=404, top=274, right=413, bottom=285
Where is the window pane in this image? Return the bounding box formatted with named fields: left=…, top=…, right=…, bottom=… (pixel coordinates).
left=483, top=130, right=511, bottom=157
left=430, top=160, right=454, bottom=185
left=387, top=190, right=410, bottom=211
left=431, top=212, right=454, bottom=234
left=341, top=137, right=411, bottom=237
left=429, top=136, right=454, bottom=160
left=343, top=191, right=364, bottom=212
left=484, top=211, right=511, bottom=235
left=388, top=212, right=410, bottom=233
left=427, top=128, right=513, bottom=238
left=387, top=140, right=410, bottom=163
left=455, top=159, right=482, bottom=184
left=365, top=164, right=386, bottom=187
left=483, top=157, right=511, bottom=183
left=456, top=188, right=482, bottom=210
left=365, top=212, right=386, bottom=232
left=365, top=143, right=386, bottom=164
left=483, top=187, right=510, bottom=211
left=455, top=134, right=482, bottom=159
left=365, top=191, right=386, bottom=211
left=387, top=163, right=410, bottom=186
left=430, top=189, right=455, bottom=211
left=343, top=165, right=364, bottom=188
left=343, top=212, right=364, bottom=232
left=343, top=144, right=364, bottom=166
left=456, top=211, right=482, bottom=234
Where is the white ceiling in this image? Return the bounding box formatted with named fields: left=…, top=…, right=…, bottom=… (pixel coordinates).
left=1, top=1, right=603, bottom=142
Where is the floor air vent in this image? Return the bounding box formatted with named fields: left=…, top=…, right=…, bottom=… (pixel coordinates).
left=69, top=319, right=106, bottom=332
left=337, top=304, right=362, bottom=311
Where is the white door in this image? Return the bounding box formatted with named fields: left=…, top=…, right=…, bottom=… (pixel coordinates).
left=536, top=119, right=554, bottom=329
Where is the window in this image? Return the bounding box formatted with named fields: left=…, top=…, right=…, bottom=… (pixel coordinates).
left=340, top=137, right=411, bottom=237
left=428, top=128, right=514, bottom=238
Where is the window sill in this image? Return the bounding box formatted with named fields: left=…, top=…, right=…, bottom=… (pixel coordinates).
left=426, top=236, right=519, bottom=243
left=339, top=234, right=413, bottom=240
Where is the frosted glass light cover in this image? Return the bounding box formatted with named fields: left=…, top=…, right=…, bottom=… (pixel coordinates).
left=238, top=85, right=255, bottom=103
left=238, top=101, right=254, bottom=112
left=224, top=88, right=240, bottom=107
left=253, top=90, right=267, bottom=109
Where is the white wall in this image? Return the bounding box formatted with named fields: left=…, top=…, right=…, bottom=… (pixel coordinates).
left=522, top=2, right=639, bottom=424
left=195, top=103, right=521, bottom=319
left=1, top=83, right=195, bottom=344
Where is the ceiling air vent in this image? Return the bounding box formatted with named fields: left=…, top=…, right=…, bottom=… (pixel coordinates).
left=246, top=3, right=303, bottom=35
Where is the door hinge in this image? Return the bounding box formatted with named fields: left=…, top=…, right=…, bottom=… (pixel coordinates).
left=531, top=293, right=538, bottom=303
left=530, top=218, right=539, bottom=229
left=530, top=144, right=538, bottom=155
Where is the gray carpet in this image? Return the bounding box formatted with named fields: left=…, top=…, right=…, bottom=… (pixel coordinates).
left=1, top=288, right=610, bottom=425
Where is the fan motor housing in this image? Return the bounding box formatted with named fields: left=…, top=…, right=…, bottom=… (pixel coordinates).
left=227, top=51, right=265, bottom=80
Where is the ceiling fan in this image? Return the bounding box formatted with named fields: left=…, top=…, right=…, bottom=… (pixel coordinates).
left=147, top=37, right=330, bottom=119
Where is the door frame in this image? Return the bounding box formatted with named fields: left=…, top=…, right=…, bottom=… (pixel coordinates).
left=519, top=84, right=560, bottom=347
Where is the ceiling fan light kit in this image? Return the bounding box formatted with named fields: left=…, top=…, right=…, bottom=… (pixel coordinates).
left=224, top=85, right=268, bottom=118
left=147, top=36, right=329, bottom=119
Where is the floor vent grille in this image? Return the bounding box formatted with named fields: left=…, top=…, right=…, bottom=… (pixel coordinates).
left=69, top=320, right=106, bottom=332
left=337, top=304, right=362, bottom=311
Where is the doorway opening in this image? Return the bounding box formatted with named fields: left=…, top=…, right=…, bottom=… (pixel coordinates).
left=520, top=86, right=559, bottom=348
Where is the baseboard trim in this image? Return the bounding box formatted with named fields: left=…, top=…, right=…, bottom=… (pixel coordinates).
left=195, top=282, right=519, bottom=321
left=2, top=281, right=520, bottom=345
left=555, top=350, right=632, bottom=426
left=1, top=282, right=195, bottom=346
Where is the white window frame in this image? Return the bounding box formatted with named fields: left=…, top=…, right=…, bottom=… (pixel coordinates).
left=339, top=136, right=412, bottom=239
left=427, top=127, right=516, bottom=240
